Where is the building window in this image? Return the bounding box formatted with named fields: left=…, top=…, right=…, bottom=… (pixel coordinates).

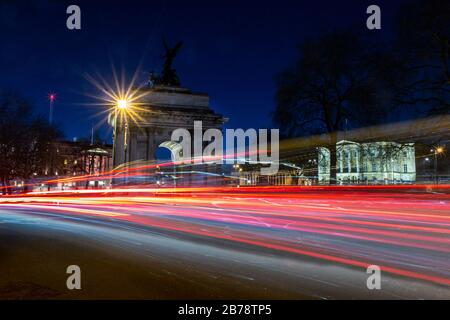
left=404, top=164, right=407, bottom=173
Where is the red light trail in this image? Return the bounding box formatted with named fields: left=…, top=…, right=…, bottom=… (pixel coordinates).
left=1, top=186, right=449, bottom=287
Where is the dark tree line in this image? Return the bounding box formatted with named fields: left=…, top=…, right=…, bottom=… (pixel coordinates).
left=273, top=0, right=449, bottom=183
left=393, top=0, right=450, bottom=115
left=0, top=90, right=62, bottom=194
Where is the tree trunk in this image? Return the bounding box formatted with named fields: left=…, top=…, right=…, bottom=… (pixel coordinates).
left=1, top=177, right=6, bottom=195
left=329, top=132, right=338, bottom=185
left=5, top=179, right=12, bottom=195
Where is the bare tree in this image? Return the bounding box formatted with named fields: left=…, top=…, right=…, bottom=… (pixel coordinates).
left=0, top=90, right=62, bottom=194
left=273, top=32, right=392, bottom=183
left=393, top=0, right=450, bottom=115
left=16, top=119, right=62, bottom=192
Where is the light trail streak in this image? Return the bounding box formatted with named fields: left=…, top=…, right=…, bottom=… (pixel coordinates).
left=1, top=186, right=450, bottom=287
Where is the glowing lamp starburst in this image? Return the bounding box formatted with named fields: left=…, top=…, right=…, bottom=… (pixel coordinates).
left=83, top=64, right=150, bottom=129
left=117, top=99, right=128, bottom=109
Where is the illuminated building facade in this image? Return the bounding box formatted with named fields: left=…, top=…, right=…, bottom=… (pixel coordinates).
left=319, top=140, right=416, bottom=184
left=39, top=141, right=113, bottom=190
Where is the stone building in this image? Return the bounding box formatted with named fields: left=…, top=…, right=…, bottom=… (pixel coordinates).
left=112, top=86, right=226, bottom=165
left=22, top=140, right=114, bottom=191
left=319, top=140, right=416, bottom=184
left=110, top=86, right=227, bottom=185
left=53, top=141, right=112, bottom=178
left=234, top=169, right=311, bottom=186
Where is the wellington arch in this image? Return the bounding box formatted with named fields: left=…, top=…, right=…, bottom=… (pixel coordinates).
left=157, top=141, right=183, bottom=162
left=111, top=85, right=227, bottom=168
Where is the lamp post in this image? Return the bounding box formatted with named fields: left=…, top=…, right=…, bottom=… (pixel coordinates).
left=48, top=93, right=56, bottom=124
left=112, top=99, right=129, bottom=169
left=112, top=107, right=118, bottom=168
left=432, top=147, right=444, bottom=184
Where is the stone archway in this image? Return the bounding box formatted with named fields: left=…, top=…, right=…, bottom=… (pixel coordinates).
left=156, top=141, right=183, bottom=163
left=112, top=86, right=226, bottom=168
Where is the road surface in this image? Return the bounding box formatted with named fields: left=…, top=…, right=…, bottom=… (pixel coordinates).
left=0, top=186, right=449, bottom=299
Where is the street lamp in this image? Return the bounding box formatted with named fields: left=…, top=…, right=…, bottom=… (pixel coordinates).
left=48, top=93, right=56, bottom=124
left=117, top=99, right=128, bottom=110
left=110, top=98, right=131, bottom=187
left=431, top=146, right=445, bottom=184
left=112, top=99, right=129, bottom=168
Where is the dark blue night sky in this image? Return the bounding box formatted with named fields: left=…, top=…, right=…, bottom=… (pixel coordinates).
left=0, top=0, right=404, bottom=142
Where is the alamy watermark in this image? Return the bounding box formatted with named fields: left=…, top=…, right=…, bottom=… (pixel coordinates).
left=366, top=265, right=381, bottom=290
left=66, top=265, right=82, bottom=290
left=66, top=5, right=81, bottom=30
left=171, top=121, right=279, bottom=175
left=366, top=5, right=381, bottom=30
left=66, top=5, right=380, bottom=32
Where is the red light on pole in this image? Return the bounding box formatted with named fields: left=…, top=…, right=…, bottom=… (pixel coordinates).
left=48, top=93, right=56, bottom=124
